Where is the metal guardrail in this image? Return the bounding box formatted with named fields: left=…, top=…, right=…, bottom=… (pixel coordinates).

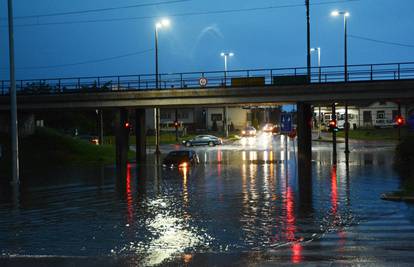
left=1, top=62, right=414, bottom=95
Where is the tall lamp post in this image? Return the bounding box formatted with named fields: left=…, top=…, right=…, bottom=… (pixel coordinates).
left=332, top=10, right=351, bottom=155
left=311, top=47, right=322, bottom=139
left=154, top=18, right=170, bottom=155
left=7, top=0, right=19, bottom=184
left=331, top=10, right=350, bottom=82
left=220, top=52, right=234, bottom=138
left=310, top=47, right=321, bottom=82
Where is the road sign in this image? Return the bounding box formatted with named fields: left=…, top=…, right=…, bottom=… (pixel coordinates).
left=280, top=113, right=293, bottom=134
left=199, top=77, right=208, bottom=87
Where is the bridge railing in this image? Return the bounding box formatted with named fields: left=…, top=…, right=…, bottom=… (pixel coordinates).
left=1, top=62, right=414, bottom=95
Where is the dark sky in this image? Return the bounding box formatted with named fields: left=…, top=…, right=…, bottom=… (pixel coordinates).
left=1, top=0, right=413, bottom=80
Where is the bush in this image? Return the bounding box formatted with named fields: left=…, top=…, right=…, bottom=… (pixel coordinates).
left=394, top=136, right=414, bottom=178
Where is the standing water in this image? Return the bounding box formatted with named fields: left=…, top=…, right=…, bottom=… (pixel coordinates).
left=0, top=135, right=413, bottom=266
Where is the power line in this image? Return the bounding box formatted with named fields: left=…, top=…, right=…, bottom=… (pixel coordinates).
left=1, top=0, right=191, bottom=20
left=5, top=0, right=360, bottom=28
left=349, top=34, right=414, bottom=48
left=4, top=49, right=153, bottom=70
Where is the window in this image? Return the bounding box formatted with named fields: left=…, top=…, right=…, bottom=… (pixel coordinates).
left=376, top=110, right=385, bottom=119
left=211, top=114, right=222, bottom=121
left=160, top=111, right=171, bottom=120
left=178, top=111, right=189, bottom=119
left=363, top=111, right=372, bottom=123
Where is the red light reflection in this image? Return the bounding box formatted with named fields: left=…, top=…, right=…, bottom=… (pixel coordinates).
left=285, top=186, right=303, bottom=263
left=126, top=163, right=133, bottom=225
left=331, top=166, right=338, bottom=214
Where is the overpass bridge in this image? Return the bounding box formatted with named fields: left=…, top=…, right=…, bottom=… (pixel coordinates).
left=0, top=61, right=414, bottom=109
left=1, top=62, right=413, bottom=178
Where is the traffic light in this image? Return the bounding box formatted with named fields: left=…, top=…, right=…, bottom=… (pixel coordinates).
left=329, top=119, right=338, bottom=132
left=395, top=115, right=405, bottom=127
left=124, top=122, right=131, bottom=130
left=174, top=120, right=179, bottom=128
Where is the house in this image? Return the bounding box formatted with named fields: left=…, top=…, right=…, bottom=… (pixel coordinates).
left=314, top=101, right=412, bottom=129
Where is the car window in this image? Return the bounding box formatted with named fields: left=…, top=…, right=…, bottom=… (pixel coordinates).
left=168, top=151, right=189, bottom=157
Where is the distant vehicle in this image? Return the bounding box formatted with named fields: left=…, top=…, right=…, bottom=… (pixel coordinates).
left=162, top=150, right=200, bottom=168
left=262, top=123, right=274, bottom=132
left=182, top=135, right=222, bottom=147
left=272, top=124, right=280, bottom=134
left=77, top=135, right=99, bottom=145
left=241, top=126, right=257, bottom=137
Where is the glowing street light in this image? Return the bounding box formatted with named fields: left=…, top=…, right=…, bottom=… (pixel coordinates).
left=155, top=18, right=171, bottom=88
left=154, top=18, right=171, bottom=155
left=331, top=10, right=350, bottom=82
left=220, top=52, right=234, bottom=73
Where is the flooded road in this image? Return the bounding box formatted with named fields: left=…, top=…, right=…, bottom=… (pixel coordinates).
left=1, top=134, right=413, bottom=266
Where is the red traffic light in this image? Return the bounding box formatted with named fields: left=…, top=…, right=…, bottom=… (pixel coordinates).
left=124, top=122, right=130, bottom=128
left=174, top=121, right=179, bottom=128
left=329, top=119, right=338, bottom=132
left=395, top=115, right=405, bottom=126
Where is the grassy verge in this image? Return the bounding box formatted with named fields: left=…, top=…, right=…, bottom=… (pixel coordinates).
left=0, top=128, right=134, bottom=174
left=104, top=132, right=239, bottom=145
left=336, top=128, right=413, bottom=141
left=382, top=135, right=414, bottom=201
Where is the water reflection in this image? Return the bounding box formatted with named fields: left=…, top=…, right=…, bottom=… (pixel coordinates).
left=0, top=140, right=409, bottom=265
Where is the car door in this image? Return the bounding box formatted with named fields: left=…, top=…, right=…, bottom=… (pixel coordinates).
left=193, top=136, right=203, bottom=146
left=202, top=136, right=211, bottom=145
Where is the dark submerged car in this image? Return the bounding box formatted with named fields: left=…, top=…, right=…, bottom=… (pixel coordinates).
left=162, top=150, right=200, bottom=168
left=182, top=135, right=222, bottom=147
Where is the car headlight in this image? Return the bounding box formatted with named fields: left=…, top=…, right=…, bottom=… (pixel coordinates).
left=241, top=130, right=245, bottom=134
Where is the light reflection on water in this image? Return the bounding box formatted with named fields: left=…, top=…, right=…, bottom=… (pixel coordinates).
left=0, top=136, right=412, bottom=265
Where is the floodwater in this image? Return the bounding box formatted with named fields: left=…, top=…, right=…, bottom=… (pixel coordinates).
left=1, top=134, right=414, bottom=266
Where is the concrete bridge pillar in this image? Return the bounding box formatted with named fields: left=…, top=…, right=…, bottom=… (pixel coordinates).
left=115, top=108, right=129, bottom=176
left=297, top=102, right=312, bottom=179
left=135, top=109, right=146, bottom=162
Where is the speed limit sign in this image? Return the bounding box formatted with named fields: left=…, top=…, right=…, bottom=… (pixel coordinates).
left=199, top=77, right=208, bottom=87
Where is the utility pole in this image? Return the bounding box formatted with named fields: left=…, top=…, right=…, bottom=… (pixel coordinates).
left=306, top=0, right=311, bottom=80
left=8, top=0, right=19, bottom=184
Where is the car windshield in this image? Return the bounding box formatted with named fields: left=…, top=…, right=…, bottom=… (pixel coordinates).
left=164, top=152, right=190, bottom=163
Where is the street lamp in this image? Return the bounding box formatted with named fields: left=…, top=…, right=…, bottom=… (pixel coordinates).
left=331, top=10, right=350, bottom=82
left=7, top=0, right=19, bottom=184
left=220, top=52, right=234, bottom=73
left=220, top=52, right=233, bottom=138
left=155, top=18, right=170, bottom=88
left=154, top=18, right=170, bottom=155
left=310, top=47, right=321, bottom=82
left=311, top=47, right=322, bottom=139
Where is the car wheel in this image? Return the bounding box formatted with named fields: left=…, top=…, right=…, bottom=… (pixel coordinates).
left=208, top=141, right=215, bottom=147
left=185, top=142, right=191, bottom=147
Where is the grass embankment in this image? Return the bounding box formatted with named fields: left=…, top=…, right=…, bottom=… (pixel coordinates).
left=336, top=128, right=413, bottom=141
left=104, top=132, right=240, bottom=145
left=0, top=128, right=133, bottom=172
left=382, top=135, right=414, bottom=201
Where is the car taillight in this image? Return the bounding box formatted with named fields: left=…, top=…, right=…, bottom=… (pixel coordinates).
left=179, top=162, right=188, bottom=168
